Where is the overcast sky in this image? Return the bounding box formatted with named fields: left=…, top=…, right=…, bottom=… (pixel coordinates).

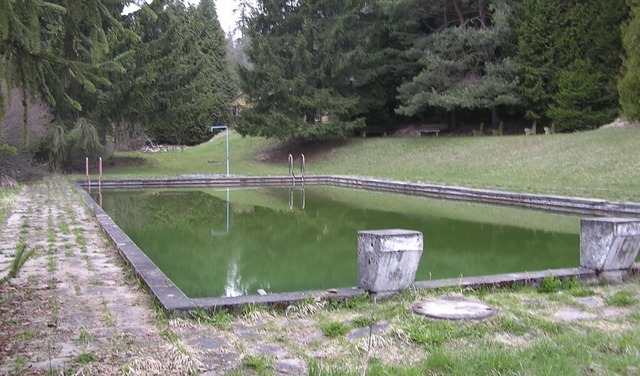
left=124, top=1, right=239, bottom=35
left=184, top=0, right=239, bottom=35
left=214, top=0, right=237, bottom=35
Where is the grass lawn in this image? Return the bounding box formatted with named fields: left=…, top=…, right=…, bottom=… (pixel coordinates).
left=0, top=185, right=20, bottom=226
left=193, top=277, right=640, bottom=376
left=103, top=125, right=640, bottom=201
left=5, top=126, right=635, bottom=374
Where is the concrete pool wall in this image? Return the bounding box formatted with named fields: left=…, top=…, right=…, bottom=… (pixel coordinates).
left=75, top=176, right=640, bottom=315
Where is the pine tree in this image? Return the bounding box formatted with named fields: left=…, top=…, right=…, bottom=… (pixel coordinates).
left=191, top=0, right=235, bottom=125
left=619, top=0, right=640, bottom=120
left=0, top=0, right=126, bottom=149
left=106, top=0, right=233, bottom=146
left=513, top=0, right=627, bottom=130
left=237, top=0, right=381, bottom=141
left=396, top=0, right=518, bottom=127
left=547, top=59, right=613, bottom=132
left=511, top=0, right=568, bottom=124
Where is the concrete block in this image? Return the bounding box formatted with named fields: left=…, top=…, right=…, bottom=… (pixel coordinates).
left=580, top=218, right=640, bottom=275
left=357, top=229, right=423, bottom=293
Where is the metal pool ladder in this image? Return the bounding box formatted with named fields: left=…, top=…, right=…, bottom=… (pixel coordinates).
left=288, top=153, right=296, bottom=186
left=288, top=154, right=306, bottom=209
left=288, top=153, right=306, bottom=186
left=288, top=186, right=306, bottom=210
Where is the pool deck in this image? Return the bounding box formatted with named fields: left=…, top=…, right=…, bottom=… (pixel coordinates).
left=3, top=177, right=640, bottom=374
left=75, top=176, right=640, bottom=315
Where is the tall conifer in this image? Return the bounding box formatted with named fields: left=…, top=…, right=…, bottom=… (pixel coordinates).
left=619, top=0, right=640, bottom=120
left=237, top=0, right=381, bottom=141
left=396, top=0, right=518, bottom=127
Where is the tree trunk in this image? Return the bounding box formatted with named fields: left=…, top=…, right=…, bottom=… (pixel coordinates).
left=21, top=88, right=29, bottom=149
left=478, top=0, right=487, bottom=26
left=452, top=0, right=465, bottom=26
left=491, top=106, right=499, bottom=128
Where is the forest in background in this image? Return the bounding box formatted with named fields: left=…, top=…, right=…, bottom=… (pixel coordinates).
left=1, top=0, right=640, bottom=173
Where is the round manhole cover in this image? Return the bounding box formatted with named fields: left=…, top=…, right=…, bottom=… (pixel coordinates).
left=412, top=297, right=496, bottom=320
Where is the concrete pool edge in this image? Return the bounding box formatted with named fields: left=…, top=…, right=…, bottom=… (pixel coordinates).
left=85, top=175, right=640, bottom=216
left=75, top=177, right=640, bottom=315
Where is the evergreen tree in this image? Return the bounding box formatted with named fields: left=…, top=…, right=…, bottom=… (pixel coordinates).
left=396, top=0, right=518, bottom=127
left=237, top=0, right=382, bottom=141
left=547, top=59, right=613, bottom=132
left=0, top=0, right=127, bottom=149
left=619, top=0, right=640, bottom=120
left=511, top=0, right=568, bottom=125
left=513, top=0, right=627, bottom=130
left=105, top=0, right=233, bottom=146
left=191, top=0, right=235, bottom=125
left=550, top=0, right=626, bottom=130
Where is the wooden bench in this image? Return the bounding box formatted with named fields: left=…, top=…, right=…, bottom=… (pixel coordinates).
left=360, top=127, right=388, bottom=138
left=418, top=124, right=448, bottom=137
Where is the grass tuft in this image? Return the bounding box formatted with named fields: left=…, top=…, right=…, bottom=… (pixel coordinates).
left=0, top=242, right=36, bottom=285
left=605, top=291, right=636, bottom=307
left=321, top=321, right=350, bottom=338
left=189, top=308, right=234, bottom=330
left=242, top=354, right=272, bottom=374
left=75, top=352, right=96, bottom=364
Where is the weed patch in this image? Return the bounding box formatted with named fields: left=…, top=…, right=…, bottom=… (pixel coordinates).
left=538, top=276, right=580, bottom=294
left=242, top=354, right=273, bottom=374
left=75, top=352, right=96, bottom=364
left=75, top=326, right=95, bottom=345
left=190, top=308, right=234, bottom=330
left=352, top=315, right=377, bottom=328
left=605, top=291, right=636, bottom=307
left=0, top=242, right=36, bottom=285
left=321, top=322, right=350, bottom=338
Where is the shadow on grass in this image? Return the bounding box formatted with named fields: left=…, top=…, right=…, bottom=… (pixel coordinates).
left=256, top=139, right=353, bottom=164
left=105, top=155, right=151, bottom=169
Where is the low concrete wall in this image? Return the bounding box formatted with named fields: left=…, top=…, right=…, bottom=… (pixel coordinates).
left=82, top=175, right=640, bottom=216
left=326, top=176, right=640, bottom=216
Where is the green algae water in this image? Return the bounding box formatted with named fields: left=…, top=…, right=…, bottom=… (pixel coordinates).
left=98, top=186, right=580, bottom=298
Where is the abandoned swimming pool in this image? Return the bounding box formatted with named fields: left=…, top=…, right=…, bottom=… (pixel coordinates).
left=95, top=186, right=580, bottom=298
left=76, top=176, right=640, bottom=313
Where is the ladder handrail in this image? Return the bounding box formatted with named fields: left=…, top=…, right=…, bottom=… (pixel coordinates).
left=288, top=187, right=294, bottom=209
left=288, top=187, right=306, bottom=210
left=288, top=153, right=296, bottom=186
left=300, top=153, right=305, bottom=185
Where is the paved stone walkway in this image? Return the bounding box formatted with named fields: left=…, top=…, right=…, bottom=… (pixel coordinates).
left=0, top=179, right=321, bottom=375
left=1, top=179, right=184, bottom=374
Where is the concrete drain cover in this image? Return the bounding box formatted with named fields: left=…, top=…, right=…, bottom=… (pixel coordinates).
left=412, top=297, right=496, bottom=320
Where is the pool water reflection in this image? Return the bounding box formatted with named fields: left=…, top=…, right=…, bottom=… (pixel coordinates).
left=97, top=186, right=580, bottom=298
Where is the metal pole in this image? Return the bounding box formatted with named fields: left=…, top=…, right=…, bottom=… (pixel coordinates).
left=226, top=188, right=230, bottom=232
left=225, top=128, right=229, bottom=177
left=210, top=125, right=230, bottom=176
left=85, top=157, right=90, bottom=192
left=98, top=157, right=103, bottom=190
